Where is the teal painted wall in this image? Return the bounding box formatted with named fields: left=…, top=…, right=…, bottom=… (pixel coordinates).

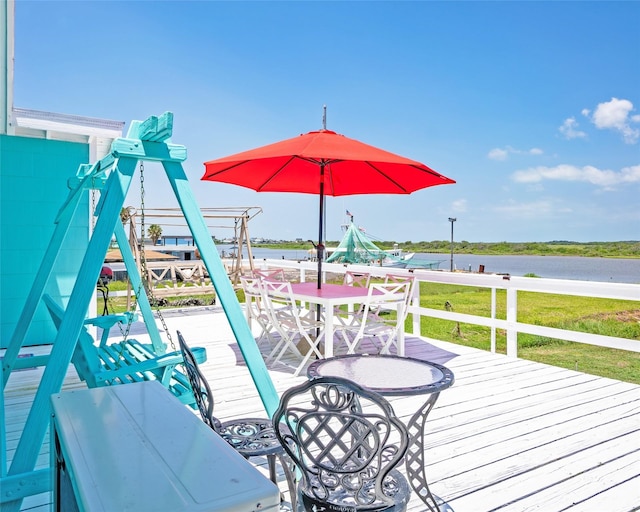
left=0, top=134, right=89, bottom=348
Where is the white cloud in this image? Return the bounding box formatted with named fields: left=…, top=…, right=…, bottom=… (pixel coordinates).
left=584, top=97, right=640, bottom=144
left=620, top=164, right=640, bottom=182
left=488, top=146, right=544, bottom=161
left=559, top=117, right=587, bottom=140
left=512, top=164, right=640, bottom=189
left=488, top=148, right=508, bottom=161
left=452, top=199, right=468, bottom=212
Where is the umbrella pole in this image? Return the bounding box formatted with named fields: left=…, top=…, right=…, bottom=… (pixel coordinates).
left=317, top=163, right=325, bottom=290
left=313, top=163, right=326, bottom=346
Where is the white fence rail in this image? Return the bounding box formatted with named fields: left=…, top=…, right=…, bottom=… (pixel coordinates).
left=254, top=258, right=640, bottom=357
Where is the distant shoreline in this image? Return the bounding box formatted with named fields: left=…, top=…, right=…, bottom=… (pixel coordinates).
left=253, top=240, right=640, bottom=259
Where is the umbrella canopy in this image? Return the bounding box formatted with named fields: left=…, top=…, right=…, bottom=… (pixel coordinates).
left=202, top=129, right=454, bottom=195
left=202, top=129, right=455, bottom=287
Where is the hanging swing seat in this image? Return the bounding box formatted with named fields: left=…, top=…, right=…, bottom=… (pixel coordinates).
left=43, top=294, right=205, bottom=406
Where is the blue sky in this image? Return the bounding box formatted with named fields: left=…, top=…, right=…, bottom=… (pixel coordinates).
left=13, top=1, right=640, bottom=243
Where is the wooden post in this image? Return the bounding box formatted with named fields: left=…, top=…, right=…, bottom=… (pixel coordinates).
left=506, top=286, right=518, bottom=357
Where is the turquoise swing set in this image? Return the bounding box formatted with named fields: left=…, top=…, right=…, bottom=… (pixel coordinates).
left=0, top=112, right=280, bottom=512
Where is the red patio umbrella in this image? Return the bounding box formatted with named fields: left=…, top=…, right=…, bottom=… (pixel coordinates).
left=202, top=128, right=455, bottom=288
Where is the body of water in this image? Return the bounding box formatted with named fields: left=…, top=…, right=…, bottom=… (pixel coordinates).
left=413, top=253, right=640, bottom=284
left=233, top=246, right=639, bottom=284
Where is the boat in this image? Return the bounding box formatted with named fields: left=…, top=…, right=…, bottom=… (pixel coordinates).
left=324, top=221, right=440, bottom=269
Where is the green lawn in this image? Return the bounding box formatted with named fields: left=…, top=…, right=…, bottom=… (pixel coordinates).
left=415, top=282, right=640, bottom=384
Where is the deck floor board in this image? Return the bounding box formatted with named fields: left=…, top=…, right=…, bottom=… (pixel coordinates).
left=3, top=305, right=639, bottom=511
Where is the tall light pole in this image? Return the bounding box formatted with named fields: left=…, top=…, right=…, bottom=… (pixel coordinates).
left=448, top=217, right=456, bottom=272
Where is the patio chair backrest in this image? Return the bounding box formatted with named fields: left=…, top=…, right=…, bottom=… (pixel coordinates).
left=239, top=275, right=275, bottom=347
left=176, top=330, right=221, bottom=430
left=260, top=279, right=297, bottom=315
left=240, top=274, right=266, bottom=313
left=253, top=268, right=287, bottom=281
left=259, top=279, right=310, bottom=333
left=382, top=273, right=416, bottom=317
left=366, top=281, right=411, bottom=318
left=273, top=376, right=410, bottom=511
left=343, top=270, right=371, bottom=288
left=384, top=273, right=416, bottom=298
left=240, top=274, right=263, bottom=298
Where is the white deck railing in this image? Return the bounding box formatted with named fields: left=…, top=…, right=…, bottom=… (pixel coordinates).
left=254, top=258, right=640, bottom=357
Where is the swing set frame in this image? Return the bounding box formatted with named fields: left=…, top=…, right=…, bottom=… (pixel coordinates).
left=0, top=112, right=280, bottom=512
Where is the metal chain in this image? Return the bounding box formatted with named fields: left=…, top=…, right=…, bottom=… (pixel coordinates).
left=138, top=162, right=176, bottom=352
left=88, top=170, right=135, bottom=343
left=90, top=173, right=137, bottom=358
left=90, top=178, right=96, bottom=232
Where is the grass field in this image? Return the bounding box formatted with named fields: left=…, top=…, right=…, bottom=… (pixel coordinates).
left=99, top=279, right=640, bottom=385
left=416, top=282, right=640, bottom=385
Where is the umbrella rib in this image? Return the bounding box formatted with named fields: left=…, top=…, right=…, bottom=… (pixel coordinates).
left=203, top=159, right=252, bottom=178
left=254, top=155, right=298, bottom=191
left=363, top=161, right=410, bottom=193
left=255, top=156, right=343, bottom=192
left=364, top=161, right=447, bottom=193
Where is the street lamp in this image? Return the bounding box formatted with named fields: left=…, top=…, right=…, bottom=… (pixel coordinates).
left=448, top=217, right=456, bottom=272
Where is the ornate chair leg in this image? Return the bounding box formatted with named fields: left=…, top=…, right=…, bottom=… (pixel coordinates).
left=276, top=452, right=298, bottom=511
left=267, top=454, right=277, bottom=485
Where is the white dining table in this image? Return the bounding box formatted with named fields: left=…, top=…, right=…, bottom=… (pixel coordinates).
left=289, top=282, right=406, bottom=358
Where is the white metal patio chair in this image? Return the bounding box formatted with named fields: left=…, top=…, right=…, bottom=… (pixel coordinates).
left=261, top=279, right=326, bottom=377
left=239, top=275, right=278, bottom=349
left=376, top=273, right=416, bottom=354
left=332, top=270, right=372, bottom=319
left=334, top=280, right=411, bottom=355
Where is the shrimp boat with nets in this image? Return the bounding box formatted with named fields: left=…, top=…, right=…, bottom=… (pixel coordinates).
left=325, top=221, right=442, bottom=269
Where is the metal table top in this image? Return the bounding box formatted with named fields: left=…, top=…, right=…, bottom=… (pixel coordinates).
left=307, top=354, right=455, bottom=396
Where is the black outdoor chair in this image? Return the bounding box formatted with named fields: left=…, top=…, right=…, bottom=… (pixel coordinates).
left=176, top=331, right=296, bottom=506
left=272, top=376, right=411, bottom=511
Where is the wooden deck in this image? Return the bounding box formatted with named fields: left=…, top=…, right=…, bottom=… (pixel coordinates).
left=4, top=305, right=640, bottom=512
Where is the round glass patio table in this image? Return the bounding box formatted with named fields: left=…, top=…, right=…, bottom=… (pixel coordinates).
left=307, top=354, right=455, bottom=512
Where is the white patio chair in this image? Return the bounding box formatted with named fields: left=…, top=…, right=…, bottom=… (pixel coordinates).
left=261, top=279, right=326, bottom=376
left=335, top=280, right=411, bottom=355
left=375, top=273, right=416, bottom=354
left=332, top=270, right=372, bottom=318
left=239, top=275, right=277, bottom=349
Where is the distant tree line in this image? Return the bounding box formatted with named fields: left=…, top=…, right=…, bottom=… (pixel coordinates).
left=379, top=240, right=640, bottom=258
left=258, top=240, right=640, bottom=258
